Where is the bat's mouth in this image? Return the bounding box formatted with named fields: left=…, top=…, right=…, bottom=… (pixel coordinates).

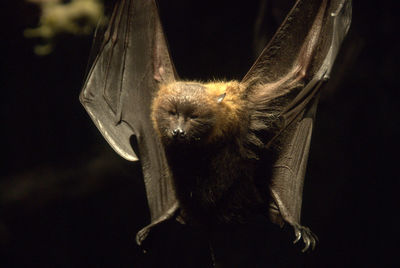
left=171, top=136, right=187, bottom=144
left=166, top=133, right=202, bottom=148
left=172, top=135, right=196, bottom=145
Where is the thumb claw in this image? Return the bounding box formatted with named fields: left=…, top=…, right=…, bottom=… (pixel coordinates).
left=293, top=228, right=302, bottom=244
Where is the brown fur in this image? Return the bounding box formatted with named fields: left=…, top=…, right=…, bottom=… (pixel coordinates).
left=151, top=81, right=247, bottom=145
left=151, top=80, right=274, bottom=226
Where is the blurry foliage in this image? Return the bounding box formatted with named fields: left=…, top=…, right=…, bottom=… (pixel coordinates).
left=24, top=0, right=104, bottom=55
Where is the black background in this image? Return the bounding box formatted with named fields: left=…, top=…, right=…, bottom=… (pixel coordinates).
left=0, top=0, right=398, bottom=267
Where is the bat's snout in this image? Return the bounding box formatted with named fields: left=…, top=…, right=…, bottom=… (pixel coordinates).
left=172, top=128, right=186, bottom=139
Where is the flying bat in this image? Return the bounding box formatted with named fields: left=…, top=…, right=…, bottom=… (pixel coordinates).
left=80, top=0, right=352, bottom=254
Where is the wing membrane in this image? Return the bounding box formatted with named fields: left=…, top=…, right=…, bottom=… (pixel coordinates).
left=80, top=0, right=178, bottom=225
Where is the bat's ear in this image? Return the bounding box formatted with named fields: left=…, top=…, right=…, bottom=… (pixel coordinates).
left=217, top=93, right=226, bottom=103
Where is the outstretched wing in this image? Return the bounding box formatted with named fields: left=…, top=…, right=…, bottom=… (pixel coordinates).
left=242, top=0, right=351, bottom=250
left=79, top=0, right=179, bottom=241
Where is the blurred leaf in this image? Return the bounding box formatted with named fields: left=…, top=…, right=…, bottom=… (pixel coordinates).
left=24, top=0, right=104, bottom=55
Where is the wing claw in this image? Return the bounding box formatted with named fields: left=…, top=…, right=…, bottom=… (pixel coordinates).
left=293, top=227, right=302, bottom=244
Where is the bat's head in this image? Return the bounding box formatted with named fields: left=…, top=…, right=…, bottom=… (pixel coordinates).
left=151, top=82, right=224, bottom=147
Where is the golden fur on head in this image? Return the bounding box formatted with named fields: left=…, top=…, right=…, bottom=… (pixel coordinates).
left=151, top=80, right=248, bottom=144
left=203, top=80, right=247, bottom=142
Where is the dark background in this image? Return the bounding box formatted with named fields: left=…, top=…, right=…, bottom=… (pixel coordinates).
left=0, top=0, right=398, bottom=267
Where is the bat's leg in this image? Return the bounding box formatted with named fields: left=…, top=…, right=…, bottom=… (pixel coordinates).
left=136, top=201, right=179, bottom=246
left=292, top=223, right=318, bottom=252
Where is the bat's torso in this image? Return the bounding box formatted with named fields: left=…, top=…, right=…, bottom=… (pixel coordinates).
left=165, top=136, right=263, bottom=226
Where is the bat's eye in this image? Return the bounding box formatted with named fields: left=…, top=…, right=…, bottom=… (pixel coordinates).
left=169, top=111, right=177, bottom=116
left=189, top=114, right=198, bottom=119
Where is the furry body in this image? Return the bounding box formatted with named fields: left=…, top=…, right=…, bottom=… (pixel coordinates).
left=151, top=81, right=276, bottom=226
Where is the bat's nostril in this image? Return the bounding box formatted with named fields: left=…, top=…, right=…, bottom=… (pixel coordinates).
left=172, top=128, right=185, bottom=138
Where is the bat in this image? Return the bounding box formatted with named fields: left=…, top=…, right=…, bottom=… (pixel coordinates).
left=80, top=0, right=352, bottom=254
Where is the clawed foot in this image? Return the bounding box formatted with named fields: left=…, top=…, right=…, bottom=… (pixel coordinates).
left=136, top=225, right=151, bottom=246
left=292, top=224, right=318, bottom=252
